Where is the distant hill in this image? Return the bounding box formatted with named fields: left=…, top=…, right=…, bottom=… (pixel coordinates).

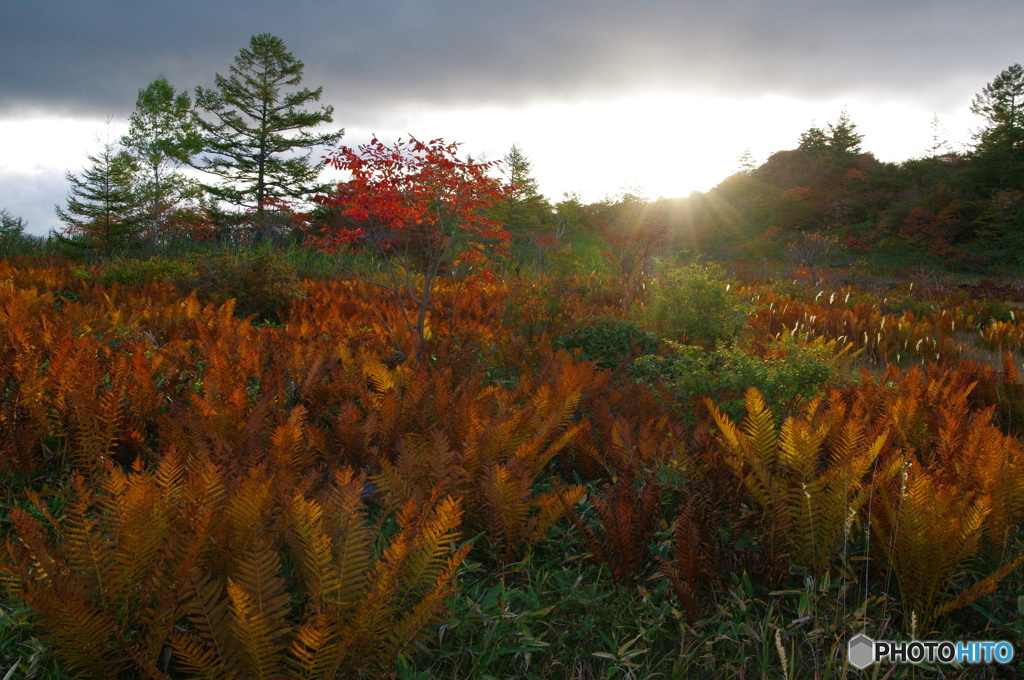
left=666, top=146, right=1023, bottom=272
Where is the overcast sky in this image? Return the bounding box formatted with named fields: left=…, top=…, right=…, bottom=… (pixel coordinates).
left=1, top=1, right=1021, bottom=235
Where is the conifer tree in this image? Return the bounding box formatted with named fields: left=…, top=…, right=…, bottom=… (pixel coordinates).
left=737, top=148, right=757, bottom=174
left=496, top=144, right=551, bottom=233
left=927, top=114, right=951, bottom=157
left=826, top=109, right=863, bottom=155
left=798, top=123, right=828, bottom=154
left=55, top=139, right=141, bottom=252
left=193, top=33, right=343, bottom=217
left=970, top=63, right=1024, bottom=190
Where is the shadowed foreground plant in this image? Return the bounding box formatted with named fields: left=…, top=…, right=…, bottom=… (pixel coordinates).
left=657, top=490, right=727, bottom=623
left=371, top=355, right=592, bottom=562
left=871, top=456, right=1024, bottom=634
left=0, top=450, right=211, bottom=678
left=0, top=456, right=469, bottom=679
left=708, top=388, right=887, bottom=575
left=566, top=470, right=662, bottom=586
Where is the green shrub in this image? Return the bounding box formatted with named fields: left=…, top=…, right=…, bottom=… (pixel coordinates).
left=98, top=256, right=197, bottom=287
left=554, top=319, right=660, bottom=370
left=881, top=293, right=936, bottom=319
left=646, top=263, right=747, bottom=346
left=632, top=336, right=842, bottom=426
left=184, top=249, right=306, bottom=322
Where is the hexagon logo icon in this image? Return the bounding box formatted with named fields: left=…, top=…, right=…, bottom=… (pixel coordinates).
left=848, top=633, right=875, bottom=669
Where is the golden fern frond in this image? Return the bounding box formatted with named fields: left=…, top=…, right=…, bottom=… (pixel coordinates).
left=177, top=569, right=235, bottom=677
left=714, top=390, right=887, bottom=573
left=479, top=463, right=529, bottom=558
left=184, top=453, right=227, bottom=517
left=284, top=613, right=340, bottom=680
left=153, top=445, right=186, bottom=504
left=227, top=577, right=287, bottom=680
left=61, top=475, right=115, bottom=606
left=288, top=493, right=341, bottom=612
left=706, top=398, right=745, bottom=462
left=741, top=388, right=779, bottom=469
left=270, top=406, right=307, bottom=468
left=231, top=539, right=292, bottom=639
left=106, top=466, right=179, bottom=609
left=169, top=630, right=240, bottom=680
left=515, top=423, right=583, bottom=478
left=873, top=460, right=994, bottom=632
left=35, top=589, right=128, bottom=678
left=363, top=356, right=396, bottom=398
left=777, top=407, right=829, bottom=479
left=527, top=485, right=585, bottom=545
left=398, top=495, right=463, bottom=595
left=932, top=553, right=1024, bottom=620
left=370, top=458, right=413, bottom=512
left=328, top=468, right=373, bottom=615
left=224, top=465, right=273, bottom=554
left=382, top=543, right=470, bottom=661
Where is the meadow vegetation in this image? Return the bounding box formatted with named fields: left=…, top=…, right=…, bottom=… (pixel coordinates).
left=0, top=244, right=1022, bottom=679
left=0, top=50, right=1022, bottom=680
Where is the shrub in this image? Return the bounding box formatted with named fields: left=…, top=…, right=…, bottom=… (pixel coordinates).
left=554, top=319, right=659, bottom=370
left=632, top=336, right=843, bottom=425
left=184, top=249, right=305, bottom=322
left=646, top=263, right=747, bottom=346
left=98, top=256, right=196, bottom=287
left=0, top=209, right=46, bottom=257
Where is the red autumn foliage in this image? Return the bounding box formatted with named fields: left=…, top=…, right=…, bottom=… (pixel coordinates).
left=308, top=137, right=511, bottom=352
left=310, top=136, right=510, bottom=264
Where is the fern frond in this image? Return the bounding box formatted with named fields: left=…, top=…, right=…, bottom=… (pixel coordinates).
left=739, top=389, right=775, bottom=459
left=227, top=577, right=287, bottom=680
left=61, top=474, right=115, bottom=607
left=398, top=495, right=463, bottom=595
left=328, top=468, right=373, bottom=616
left=231, top=539, right=292, bottom=641
left=178, top=569, right=235, bottom=677
left=527, top=485, right=585, bottom=545
left=288, top=494, right=341, bottom=613
left=169, top=630, right=240, bottom=680
left=284, top=613, right=340, bottom=680
left=382, top=542, right=470, bottom=661
left=224, top=465, right=273, bottom=554
left=933, top=553, right=1024, bottom=620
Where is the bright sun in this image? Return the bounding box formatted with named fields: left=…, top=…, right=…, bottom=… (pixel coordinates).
left=351, top=91, right=833, bottom=202
left=351, top=90, right=959, bottom=204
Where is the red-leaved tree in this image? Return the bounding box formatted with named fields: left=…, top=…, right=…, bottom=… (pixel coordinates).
left=309, top=137, right=510, bottom=355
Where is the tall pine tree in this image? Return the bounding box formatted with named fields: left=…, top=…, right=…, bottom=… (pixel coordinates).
left=970, top=63, right=1024, bottom=191
left=193, top=33, right=343, bottom=219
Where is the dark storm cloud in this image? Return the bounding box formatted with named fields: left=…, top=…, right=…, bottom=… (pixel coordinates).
left=1, top=1, right=1021, bottom=123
